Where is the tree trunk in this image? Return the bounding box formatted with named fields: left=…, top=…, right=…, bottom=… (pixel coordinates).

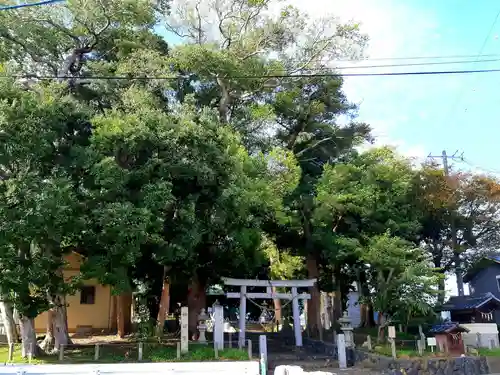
left=19, top=316, right=40, bottom=358
left=332, top=271, right=342, bottom=322
left=306, top=253, right=321, bottom=337
left=53, top=302, right=71, bottom=350
left=437, top=277, right=446, bottom=305
left=358, top=274, right=375, bottom=328
left=272, top=286, right=282, bottom=329
left=187, top=275, right=206, bottom=339
left=110, top=295, right=117, bottom=332
left=454, top=252, right=465, bottom=296
left=359, top=303, right=376, bottom=328
left=0, top=300, right=18, bottom=344
left=156, top=266, right=171, bottom=337
left=117, top=293, right=133, bottom=338
left=377, top=313, right=386, bottom=343
left=39, top=309, right=55, bottom=351
left=433, top=251, right=446, bottom=305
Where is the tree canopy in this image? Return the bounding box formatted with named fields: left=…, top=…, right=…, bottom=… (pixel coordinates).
left=0, top=0, right=497, bottom=357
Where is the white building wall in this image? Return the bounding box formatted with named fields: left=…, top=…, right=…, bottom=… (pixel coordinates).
left=462, top=323, right=499, bottom=348
left=347, top=291, right=361, bottom=328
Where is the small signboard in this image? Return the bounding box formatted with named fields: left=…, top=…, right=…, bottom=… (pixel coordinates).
left=388, top=325, right=396, bottom=339
left=427, top=337, right=437, bottom=347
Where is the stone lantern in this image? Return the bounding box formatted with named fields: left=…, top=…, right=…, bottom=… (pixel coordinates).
left=198, top=308, right=209, bottom=344
left=339, top=311, right=354, bottom=348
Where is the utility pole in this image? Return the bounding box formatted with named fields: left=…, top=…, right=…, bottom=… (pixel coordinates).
left=428, top=150, right=465, bottom=296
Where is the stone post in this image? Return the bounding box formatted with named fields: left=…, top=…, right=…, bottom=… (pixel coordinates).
left=213, top=303, right=224, bottom=350
left=197, top=308, right=209, bottom=344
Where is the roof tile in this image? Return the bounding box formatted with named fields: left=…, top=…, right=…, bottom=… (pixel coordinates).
left=440, top=292, right=500, bottom=311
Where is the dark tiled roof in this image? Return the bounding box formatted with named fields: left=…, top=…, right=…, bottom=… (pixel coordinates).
left=430, top=322, right=469, bottom=334
left=439, top=292, right=500, bottom=311
left=464, top=255, right=500, bottom=282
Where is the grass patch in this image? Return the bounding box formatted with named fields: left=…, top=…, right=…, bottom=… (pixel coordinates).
left=372, top=345, right=446, bottom=359
left=478, top=348, right=500, bottom=357
left=355, top=327, right=416, bottom=340
left=0, top=343, right=249, bottom=364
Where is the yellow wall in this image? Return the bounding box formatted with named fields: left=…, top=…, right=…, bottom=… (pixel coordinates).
left=34, top=252, right=113, bottom=333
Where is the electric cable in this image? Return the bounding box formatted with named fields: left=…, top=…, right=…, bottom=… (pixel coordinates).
left=0, top=0, right=64, bottom=11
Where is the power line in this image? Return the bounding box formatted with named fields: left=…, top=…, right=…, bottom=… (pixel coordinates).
left=307, top=57, right=500, bottom=71
left=8, top=68, right=500, bottom=81
left=332, top=53, right=500, bottom=63
left=460, top=158, right=500, bottom=176
left=0, top=0, right=64, bottom=11
left=441, top=8, right=500, bottom=122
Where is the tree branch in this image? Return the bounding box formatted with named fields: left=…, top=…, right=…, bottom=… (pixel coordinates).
left=295, top=137, right=333, bottom=157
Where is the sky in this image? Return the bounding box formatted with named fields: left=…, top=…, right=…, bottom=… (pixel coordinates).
left=162, top=0, right=500, bottom=298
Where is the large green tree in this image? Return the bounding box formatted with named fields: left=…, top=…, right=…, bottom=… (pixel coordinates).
left=77, top=88, right=299, bottom=334
left=0, top=77, right=91, bottom=356
left=314, top=148, right=421, bottom=327
left=362, top=233, right=441, bottom=341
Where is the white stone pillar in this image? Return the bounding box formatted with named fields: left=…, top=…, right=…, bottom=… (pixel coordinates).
left=239, top=286, right=247, bottom=348
left=180, top=306, right=189, bottom=354
left=338, top=333, right=347, bottom=370
left=291, top=287, right=302, bottom=347
left=214, top=304, right=224, bottom=350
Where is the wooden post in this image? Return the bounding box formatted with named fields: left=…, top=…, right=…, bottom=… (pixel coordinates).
left=291, top=287, right=302, bottom=347
left=138, top=342, right=143, bottom=361
left=8, top=343, right=13, bottom=362
left=176, top=342, right=181, bottom=359
left=59, top=344, right=64, bottom=361
left=238, top=286, right=247, bottom=348
left=228, top=332, right=232, bottom=348
left=366, top=335, right=372, bottom=351
left=94, top=343, right=100, bottom=361
left=247, top=339, right=252, bottom=360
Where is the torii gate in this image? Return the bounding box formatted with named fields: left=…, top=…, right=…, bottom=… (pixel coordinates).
left=222, top=278, right=317, bottom=347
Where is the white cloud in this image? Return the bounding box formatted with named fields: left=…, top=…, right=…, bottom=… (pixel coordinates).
left=288, top=0, right=439, bottom=157
left=166, top=0, right=442, bottom=158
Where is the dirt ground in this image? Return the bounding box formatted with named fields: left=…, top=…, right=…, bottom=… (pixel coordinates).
left=69, top=334, right=135, bottom=345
